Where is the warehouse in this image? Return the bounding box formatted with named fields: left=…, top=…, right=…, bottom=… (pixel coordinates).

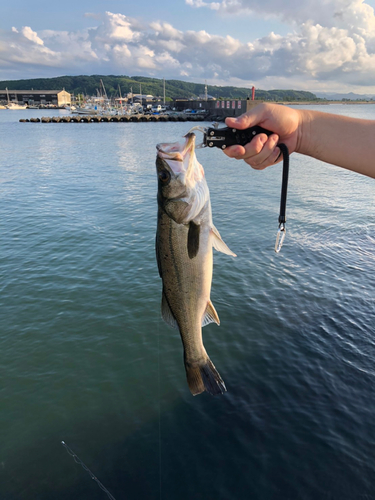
left=0, top=89, right=71, bottom=107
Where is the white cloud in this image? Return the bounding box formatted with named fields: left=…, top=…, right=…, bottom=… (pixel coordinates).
left=1, top=4, right=375, bottom=93
left=98, top=12, right=141, bottom=43
left=1, top=26, right=60, bottom=71
left=149, top=21, right=183, bottom=40
left=186, top=0, right=375, bottom=28
left=186, top=0, right=221, bottom=9
left=20, top=27, right=44, bottom=46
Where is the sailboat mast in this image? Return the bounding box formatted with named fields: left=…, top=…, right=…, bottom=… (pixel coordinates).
left=118, top=84, right=123, bottom=113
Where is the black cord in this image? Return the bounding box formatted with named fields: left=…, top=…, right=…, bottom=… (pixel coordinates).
left=274, top=143, right=289, bottom=253
left=277, top=143, right=289, bottom=226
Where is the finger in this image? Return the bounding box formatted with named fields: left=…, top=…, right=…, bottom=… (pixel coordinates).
left=223, top=134, right=268, bottom=160
left=225, top=114, right=254, bottom=130
left=247, top=145, right=283, bottom=171
left=223, top=133, right=278, bottom=165
left=241, top=134, right=279, bottom=166
left=223, top=144, right=246, bottom=158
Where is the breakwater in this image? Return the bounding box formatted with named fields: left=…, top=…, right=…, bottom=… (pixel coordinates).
left=19, top=113, right=208, bottom=123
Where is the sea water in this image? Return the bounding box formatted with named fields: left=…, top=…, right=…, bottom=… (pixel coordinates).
left=1, top=105, right=374, bottom=499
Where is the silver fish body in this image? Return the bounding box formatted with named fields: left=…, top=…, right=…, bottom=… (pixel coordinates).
left=155, top=134, right=236, bottom=396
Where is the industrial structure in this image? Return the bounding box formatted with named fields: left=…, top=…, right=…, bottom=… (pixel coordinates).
left=0, top=89, right=71, bottom=107
left=173, top=97, right=258, bottom=118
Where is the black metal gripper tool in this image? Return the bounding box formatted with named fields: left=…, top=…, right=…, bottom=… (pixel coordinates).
left=187, top=124, right=273, bottom=149
left=186, top=123, right=290, bottom=253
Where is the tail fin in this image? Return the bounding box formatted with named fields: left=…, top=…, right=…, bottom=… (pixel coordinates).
left=185, top=357, right=227, bottom=396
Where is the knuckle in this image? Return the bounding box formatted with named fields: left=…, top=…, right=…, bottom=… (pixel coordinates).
left=247, top=139, right=264, bottom=156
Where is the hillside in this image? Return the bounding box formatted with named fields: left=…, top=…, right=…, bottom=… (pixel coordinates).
left=315, top=91, right=375, bottom=101
left=0, top=75, right=319, bottom=102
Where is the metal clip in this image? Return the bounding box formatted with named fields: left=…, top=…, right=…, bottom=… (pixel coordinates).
left=275, top=223, right=286, bottom=253
left=185, top=125, right=208, bottom=148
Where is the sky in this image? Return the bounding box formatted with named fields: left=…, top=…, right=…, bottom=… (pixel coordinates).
left=2, top=0, right=375, bottom=93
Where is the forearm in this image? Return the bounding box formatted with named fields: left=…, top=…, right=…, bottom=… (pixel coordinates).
left=298, top=110, right=375, bottom=178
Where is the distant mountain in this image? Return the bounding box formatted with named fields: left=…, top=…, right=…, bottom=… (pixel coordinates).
left=0, top=74, right=319, bottom=102
left=315, top=91, right=375, bottom=101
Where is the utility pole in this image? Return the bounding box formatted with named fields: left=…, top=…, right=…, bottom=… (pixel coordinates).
left=163, top=78, right=165, bottom=105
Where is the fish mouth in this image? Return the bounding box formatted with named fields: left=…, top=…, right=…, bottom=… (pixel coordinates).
left=156, top=133, right=195, bottom=162
left=156, top=133, right=203, bottom=183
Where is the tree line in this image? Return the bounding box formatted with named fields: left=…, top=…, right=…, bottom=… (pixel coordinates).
left=0, top=74, right=319, bottom=102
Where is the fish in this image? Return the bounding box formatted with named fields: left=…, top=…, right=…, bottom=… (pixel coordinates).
left=155, top=133, right=236, bottom=396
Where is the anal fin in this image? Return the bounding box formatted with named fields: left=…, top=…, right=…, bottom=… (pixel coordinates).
left=202, top=299, right=220, bottom=327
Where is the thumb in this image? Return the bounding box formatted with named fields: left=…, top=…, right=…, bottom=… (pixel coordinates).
left=225, top=104, right=268, bottom=130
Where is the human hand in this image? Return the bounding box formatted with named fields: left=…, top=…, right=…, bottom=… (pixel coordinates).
left=223, top=103, right=301, bottom=170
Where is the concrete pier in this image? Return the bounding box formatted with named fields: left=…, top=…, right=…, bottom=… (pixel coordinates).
left=19, top=113, right=208, bottom=123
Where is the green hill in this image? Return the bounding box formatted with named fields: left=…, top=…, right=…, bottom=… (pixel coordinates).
left=0, top=74, right=319, bottom=102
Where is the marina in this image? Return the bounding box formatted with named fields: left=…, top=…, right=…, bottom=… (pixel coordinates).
left=17, top=99, right=262, bottom=123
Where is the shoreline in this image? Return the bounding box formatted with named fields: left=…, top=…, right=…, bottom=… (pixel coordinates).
left=277, top=100, right=375, bottom=105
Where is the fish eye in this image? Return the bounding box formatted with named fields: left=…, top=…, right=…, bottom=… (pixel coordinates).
left=158, top=170, right=171, bottom=184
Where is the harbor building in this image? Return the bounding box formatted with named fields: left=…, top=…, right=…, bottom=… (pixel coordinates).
left=0, top=89, right=71, bottom=107
left=173, top=98, right=258, bottom=118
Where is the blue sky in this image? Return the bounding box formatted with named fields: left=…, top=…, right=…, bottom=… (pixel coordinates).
left=2, top=0, right=375, bottom=93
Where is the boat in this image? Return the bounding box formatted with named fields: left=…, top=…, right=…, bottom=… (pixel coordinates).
left=7, top=102, right=27, bottom=110
left=72, top=106, right=99, bottom=115
left=5, top=88, right=27, bottom=109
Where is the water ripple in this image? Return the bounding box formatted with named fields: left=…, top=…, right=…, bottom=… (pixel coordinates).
left=1, top=110, right=375, bottom=500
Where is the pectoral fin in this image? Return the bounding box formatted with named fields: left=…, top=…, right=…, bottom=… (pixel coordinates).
left=187, top=221, right=200, bottom=259
left=211, top=225, right=237, bottom=257
left=202, top=299, right=220, bottom=327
